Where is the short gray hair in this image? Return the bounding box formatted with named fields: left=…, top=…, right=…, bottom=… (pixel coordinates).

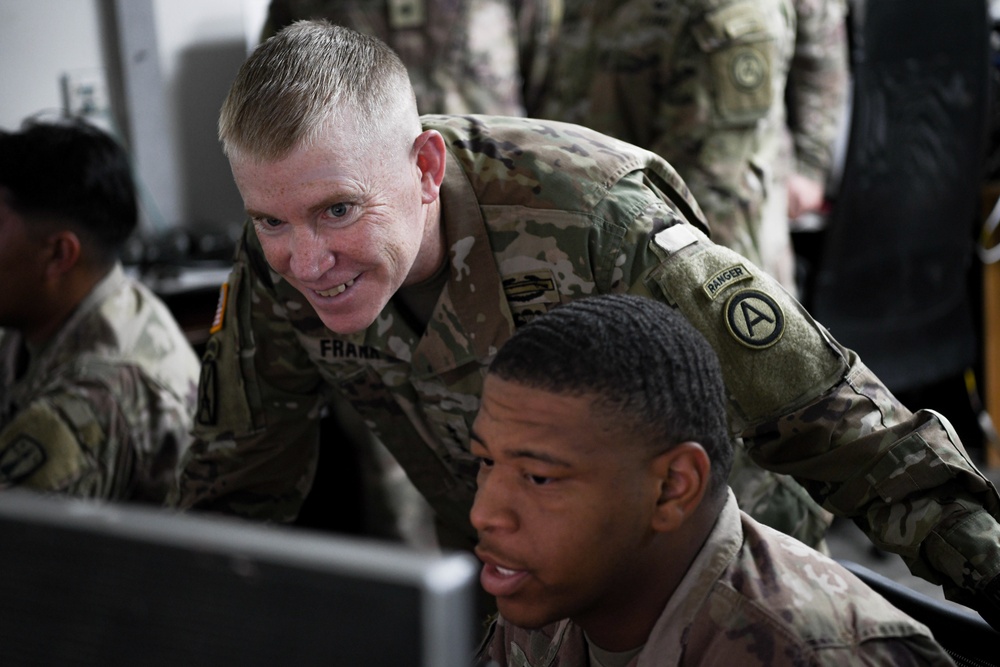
left=219, top=20, right=419, bottom=161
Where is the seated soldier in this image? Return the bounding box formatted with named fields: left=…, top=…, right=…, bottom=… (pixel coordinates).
left=0, top=118, right=200, bottom=502
left=471, top=294, right=954, bottom=666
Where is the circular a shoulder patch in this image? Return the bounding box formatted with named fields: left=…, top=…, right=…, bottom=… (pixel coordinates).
left=725, top=289, right=784, bottom=349
left=731, top=48, right=767, bottom=91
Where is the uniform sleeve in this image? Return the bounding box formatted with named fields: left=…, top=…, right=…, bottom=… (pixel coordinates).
left=0, top=375, right=178, bottom=501
left=636, top=220, right=1000, bottom=629
left=645, top=0, right=785, bottom=266
left=0, top=399, right=98, bottom=493
left=786, top=0, right=850, bottom=182
left=175, top=225, right=330, bottom=522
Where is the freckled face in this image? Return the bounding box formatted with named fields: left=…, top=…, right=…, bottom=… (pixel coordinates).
left=469, top=375, right=664, bottom=634
left=230, top=120, right=444, bottom=335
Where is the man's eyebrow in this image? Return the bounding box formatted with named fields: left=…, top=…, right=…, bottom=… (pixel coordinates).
left=508, top=449, right=573, bottom=468
left=470, top=429, right=573, bottom=467
left=245, top=207, right=273, bottom=219
left=307, top=195, right=349, bottom=216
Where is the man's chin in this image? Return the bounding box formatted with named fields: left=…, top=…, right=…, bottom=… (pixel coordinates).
left=497, top=600, right=561, bottom=631
left=318, top=313, right=377, bottom=335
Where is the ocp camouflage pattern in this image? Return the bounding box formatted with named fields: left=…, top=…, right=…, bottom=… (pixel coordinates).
left=260, top=0, right=563, bottom=116
left=176, top=115, right=1000, bottom=623
left=479, top=493, right=957, bottom=666
left=534, top=0, right=849, bottom=288
left=0, top=265, right=201, bottom=502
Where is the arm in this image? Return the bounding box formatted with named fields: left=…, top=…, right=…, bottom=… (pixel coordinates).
left=175, top=224, right=330, bottom=522
left=0, top=369, right=188, bottom=502
left=786, top=0, right=849, bottom=185
left=513, top=0, right=563, bottom=117
left=644, top=0, right=793, bottom=267
left=785, top=0, right=849, bottom=218
left=639, top=219, right=1000, bottom=629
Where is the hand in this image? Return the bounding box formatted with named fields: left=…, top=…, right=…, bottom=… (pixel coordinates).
left=786, top=173, right=826, bottom=219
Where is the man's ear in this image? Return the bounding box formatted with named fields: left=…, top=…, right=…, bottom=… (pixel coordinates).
left=43, top=230, right=82, bottom=280
left=650, top=442, right=711, bottom=533
left=413, top=129, right=446, bottom=204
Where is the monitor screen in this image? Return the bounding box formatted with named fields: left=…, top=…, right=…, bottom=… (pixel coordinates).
left=0, top=490, right=480, bottom=667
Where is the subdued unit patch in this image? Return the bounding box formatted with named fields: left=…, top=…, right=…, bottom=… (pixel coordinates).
left=0, top=436, right=47, bottom=484
left=703, top=264, right=752, bottom=300
left=724, top=289, right=784, bottom=349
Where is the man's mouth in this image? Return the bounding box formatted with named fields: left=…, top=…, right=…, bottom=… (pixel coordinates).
left=477, top=548, right=531, bottom=597
left=315, top=278, right=355, bottom=297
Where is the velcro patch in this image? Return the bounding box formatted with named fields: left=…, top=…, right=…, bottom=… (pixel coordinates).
left=653, top=225, right=699, bottom=254
left=703, top=264, right=752, bottom=300
left=730, top=47, right=767, bottom=91
left=502, top=272, right=558, bottom=304
left=725, top=289, right=784, bottom=349
left=196, top=356, right=219, bottom=426
left=0, top=435, right=47, bottom=484
left=388, top=0, right=425, bottom=28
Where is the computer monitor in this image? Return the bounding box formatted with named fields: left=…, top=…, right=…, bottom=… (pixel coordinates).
left=0, top=490, right=480, bottom=667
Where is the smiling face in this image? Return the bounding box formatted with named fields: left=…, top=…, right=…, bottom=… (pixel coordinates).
left=470, top=374, right=678, bottom=645
left=229, top=115, right=447, bottom=335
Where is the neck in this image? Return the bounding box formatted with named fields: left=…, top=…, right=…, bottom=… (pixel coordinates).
left=24, top=263, right=110, bottom=345
left=577, top=503, right=720, bottom=652
left=405, top=198, right=446, bottom=286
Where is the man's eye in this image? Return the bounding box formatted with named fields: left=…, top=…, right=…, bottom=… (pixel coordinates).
left=253, top=217, right=283, bottom=228
left=478, top=457, right=494, bottom=469
left=328, top=203, right=349, bottom=217
left=528, top=474, right=553, bottom=486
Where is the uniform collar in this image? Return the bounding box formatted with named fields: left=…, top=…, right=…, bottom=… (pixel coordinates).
left=378, top=146, right=516, bottom=377
left=637, top=491, right=742, bottom=665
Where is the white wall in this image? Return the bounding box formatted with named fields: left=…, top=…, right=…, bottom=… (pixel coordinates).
left=0, top=0, right=271, bottom=235
left=0, top=1, right=105, bottom=130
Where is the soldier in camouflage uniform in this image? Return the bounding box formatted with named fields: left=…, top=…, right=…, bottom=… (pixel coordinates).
left=176, top=22, right=1000, bottom=629
left=259, top=0, right=561, bottom=542
left=534, top=0, right=850, bottom=549
left=260, top=0, right=561, bottom=116
left=0, top=119, right=200, bottom=502
left=534, top=0, right=849, bottom=290
left=472, top=294, right=953, bottom=666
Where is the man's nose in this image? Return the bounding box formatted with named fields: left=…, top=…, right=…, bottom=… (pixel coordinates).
left=470, top=470, right=517, bottom=534
left=287, top=224, right=335, bottom=282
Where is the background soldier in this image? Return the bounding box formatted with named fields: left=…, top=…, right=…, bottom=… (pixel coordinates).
left=0, top=118, right=200, bottom=501
left=533, top=0, right=851, bottom=548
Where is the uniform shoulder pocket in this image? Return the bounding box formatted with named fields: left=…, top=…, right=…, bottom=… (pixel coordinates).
left=690, top=1, right=776, bottom=125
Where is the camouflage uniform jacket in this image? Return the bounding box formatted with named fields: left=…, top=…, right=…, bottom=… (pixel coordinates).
left=179, top=115, right=1000, bottom=622
left=0, top=264, right=200, bottom=501
left=259, top=0, right=561, bottom=116
left=535, top=0, right=847, bottom=291
left=784, top=0, right=849, bottom=185
left=476, top=491, right=956, bottom=667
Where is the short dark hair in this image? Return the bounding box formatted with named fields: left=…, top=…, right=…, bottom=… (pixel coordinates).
left=0, top=117, right=137, bottom=261
left=489, top=294, right=734, bottom=492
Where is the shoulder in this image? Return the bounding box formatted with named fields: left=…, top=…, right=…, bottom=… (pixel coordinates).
left=700, top=514, right=945, bottom=660
left=426, top=114, right=706, bottom=231
left=426, top=114, right=660, bottom=209
left=88, top=274, right=200, bottom=387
